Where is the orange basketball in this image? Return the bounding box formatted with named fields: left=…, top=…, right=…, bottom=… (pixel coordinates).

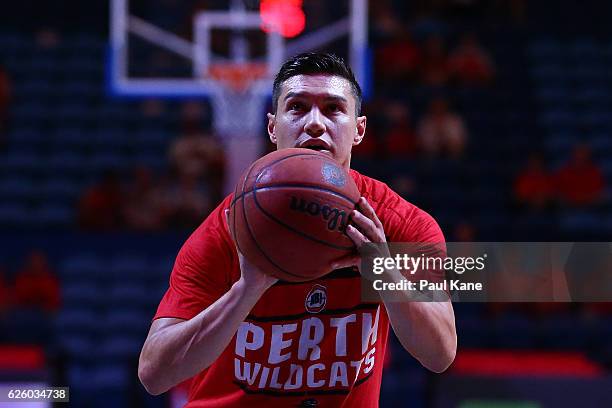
left=229, top=148, right=360, bottom=282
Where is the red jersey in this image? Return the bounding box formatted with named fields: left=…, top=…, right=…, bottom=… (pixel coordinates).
left=155, top=169, right=445, bottom=407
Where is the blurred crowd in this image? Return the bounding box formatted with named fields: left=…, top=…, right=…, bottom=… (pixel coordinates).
left=0, top=1, right=611, bottom=406
left=0, top=250, right=60, bottom=314
left=514, top=144, right=605, bottom=211
left=77, top=101, right=225, bottom=232
left=0, top=0, right=607, bottom=242
left=0, top=60, right=10, bottom=149
left=358, top=96, right=469, bottom=160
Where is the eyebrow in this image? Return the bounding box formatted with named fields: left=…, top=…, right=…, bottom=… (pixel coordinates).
left=283, top=92, right=348, bottom=104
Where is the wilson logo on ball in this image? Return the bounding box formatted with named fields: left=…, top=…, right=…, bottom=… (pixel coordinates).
left=289, top=196, right=349, bottom=232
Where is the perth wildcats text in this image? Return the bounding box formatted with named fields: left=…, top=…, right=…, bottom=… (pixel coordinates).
left=233, top=307, right=381, bottom=392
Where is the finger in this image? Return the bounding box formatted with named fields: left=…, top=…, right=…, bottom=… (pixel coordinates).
left=351, top=209, right=385, bottom=243
left=345, top=223, right=370, bottom=249
left=357, top=197, right=383, bottom=230
left=351, top=209, right=377, bottom=233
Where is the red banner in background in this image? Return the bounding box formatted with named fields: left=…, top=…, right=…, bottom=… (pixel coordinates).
left=451, top=350, right=603, bottom=377
left=0, top=345, right=45, bottom=371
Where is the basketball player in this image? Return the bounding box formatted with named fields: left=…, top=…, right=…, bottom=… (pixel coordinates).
left=139, top=53, right=456, bottom=407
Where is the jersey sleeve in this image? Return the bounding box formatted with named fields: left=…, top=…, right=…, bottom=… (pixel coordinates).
left=389, top=205, right=446, bottom=245
left=377, top=188, right=448, bottom=289
left=154, top=196, right=238, bottom=321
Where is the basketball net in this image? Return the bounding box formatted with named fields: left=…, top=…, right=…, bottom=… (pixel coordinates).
left=206, top=62, right=271, bottom=195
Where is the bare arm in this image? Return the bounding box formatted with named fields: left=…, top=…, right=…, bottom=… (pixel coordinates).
left=332, top=197, right=457, bottom=373
left=379, top=286, right=456, bottom=372
left=373, top=262, right=456, bottom=373
left=139, top=211, right=278, bottom=395
left=138, top=276, right=271, bottom=395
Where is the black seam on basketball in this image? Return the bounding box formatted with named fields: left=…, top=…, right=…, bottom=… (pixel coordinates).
left=253, top=184, right=356, bottom=204
left=229, top=171, right=242, bottom=251
left=238, top=160, right=308, bottom=280
left=252, top=151, right=355, bottom=200
left=231, top=160, right=258, bottom=256
left=243, top=204, right=307, bottom=280
left=251, top=183, right=355, bottom=252
left=231, top=150, right=352, bottom=280
left=229, top=151, right=321, bottom=207
left=232, top=183, right=356, bottom=207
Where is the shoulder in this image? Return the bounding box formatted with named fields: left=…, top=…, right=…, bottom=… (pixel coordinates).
left=350, top=170, right=445, bottom=243
left=176, top=194, right=237, bottom=279
left=184, top=194, right=233, bottom=247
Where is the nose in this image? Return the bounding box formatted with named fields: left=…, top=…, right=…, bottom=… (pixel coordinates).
left=304, top=107, right=325, bottom=137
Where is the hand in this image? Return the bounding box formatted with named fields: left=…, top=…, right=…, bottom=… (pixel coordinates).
left=225, top=209, right=278, bottom=291
left=331, top=197, right=391, bottom=271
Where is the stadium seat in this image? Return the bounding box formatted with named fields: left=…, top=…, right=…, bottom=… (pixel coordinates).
left=0, top=176, right=37, bottom=201
left=89, top=152, right=127, bottom=173
left=491, top=313, right=537, bottom=349
left=107, top=283, right=152, bottom=309
left=98, top=335, right=143, bottom=361
left=89, top=363, right=131, bottom=408
left=530, top=64, right=567, bottom=82
left=32, top=204, right=74, bottom=227
left=92, top=129, right=131, bottom=150
left=17, top=81, right=56, bottom=99
left=54, top=309, right=99, bottom=336
left=572, top=87, right=609, bottom=107
left=9, top=127, right=46, bottom=145
left=539, top=315, right=590, bottom=350
left=100, top=310, right=151, bottom=336
left=46, top=151, right=88, bottom=175
left=539, top=109, right=579, bottom=130
left=0, top=203, right=30, bottom=228
left=568, top=39, right=602, bottom=62
left=109, top=255, right=149, bottom=277
left=535, top=86, right=570, bottom=105
left=3, top=308, right=52, bottom=343
left=60, top=254, right=107, bottom=282
left=61, top=282, right=105, bottom=309
left=527, top=38, right=562, bottom=60
left=39, top=178, right=80, bottom=205
left=56, top=333, right=97, bottom=364
left=0, top=152, right=42, bottom=174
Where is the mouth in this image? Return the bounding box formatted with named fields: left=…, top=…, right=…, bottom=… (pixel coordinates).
left=298, top=139, right=333, bottom=154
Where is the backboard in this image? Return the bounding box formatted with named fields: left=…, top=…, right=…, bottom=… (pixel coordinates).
left=108, top=0, right=369, bottom=194
left=108, top=0, right=369, bottom=99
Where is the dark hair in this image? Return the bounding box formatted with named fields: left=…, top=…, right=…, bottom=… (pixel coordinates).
left=272, top=52, right=362, bottom=116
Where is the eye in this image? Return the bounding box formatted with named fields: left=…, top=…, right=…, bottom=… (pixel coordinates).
left=325, top=103, right=344, bottom=114
left=289, top=102, right=306, bottom=112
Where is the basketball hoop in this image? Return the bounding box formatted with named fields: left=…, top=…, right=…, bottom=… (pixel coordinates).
left=207, top=62, right=269, bottom=93
left=205, top=61, right=271, bottom=196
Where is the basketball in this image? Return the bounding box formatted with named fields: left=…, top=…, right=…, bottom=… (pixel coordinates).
left=229, top=148, right=360, bottom=282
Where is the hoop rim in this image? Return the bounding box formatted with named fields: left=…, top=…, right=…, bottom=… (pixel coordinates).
left=206, top=62, right=270, bottom=92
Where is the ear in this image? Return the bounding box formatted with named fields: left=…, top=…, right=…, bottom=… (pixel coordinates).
left=353, top=115, right=367, bottom=146
left=267, top=113, right=277, bottom=144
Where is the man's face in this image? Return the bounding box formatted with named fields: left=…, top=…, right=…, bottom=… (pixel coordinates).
left=267, top=74, right=366, bottom=170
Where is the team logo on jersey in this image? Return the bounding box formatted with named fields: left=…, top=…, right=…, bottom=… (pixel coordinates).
left=305, top=284, right=327, bottom=313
